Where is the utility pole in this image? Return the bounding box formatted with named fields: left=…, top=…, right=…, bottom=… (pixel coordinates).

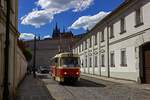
left=33, top=35, right=36, bottom=78
left=3, top=0, right=10, bottom=99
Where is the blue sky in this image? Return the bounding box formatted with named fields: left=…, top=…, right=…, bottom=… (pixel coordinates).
left=19, top=0, right=124, bottom=40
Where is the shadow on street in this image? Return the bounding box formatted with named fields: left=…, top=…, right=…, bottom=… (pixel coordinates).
left=61, top=79, right=106, bottom=87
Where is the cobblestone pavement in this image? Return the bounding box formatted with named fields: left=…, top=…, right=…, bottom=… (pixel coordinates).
left=43, top=75, right=150, bottom=100
left=16, top=75, right=55, bottom=100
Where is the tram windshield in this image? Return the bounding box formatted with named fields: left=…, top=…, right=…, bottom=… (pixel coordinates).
left=61, top=57, right=79, bottom=67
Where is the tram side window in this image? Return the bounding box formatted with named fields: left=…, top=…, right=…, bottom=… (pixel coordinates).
left=54, top=58, right=58, bottom=67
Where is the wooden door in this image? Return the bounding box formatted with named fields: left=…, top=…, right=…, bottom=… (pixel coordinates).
left=144, top=50, right=150, bottom=83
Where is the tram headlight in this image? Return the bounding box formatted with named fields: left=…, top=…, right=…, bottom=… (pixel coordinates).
left=64, top=72, right=67, bottom=75
left=76, top=72, right=79, bottom=75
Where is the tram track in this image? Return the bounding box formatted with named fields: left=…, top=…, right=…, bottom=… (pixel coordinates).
left=61, top=84, right=77, bottom=99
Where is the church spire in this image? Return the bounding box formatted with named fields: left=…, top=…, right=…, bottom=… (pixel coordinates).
left=52, top=22, right=60, bottom=38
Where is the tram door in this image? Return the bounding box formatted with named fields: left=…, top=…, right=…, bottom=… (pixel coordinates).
left=144, top=50, right=150, bottom=83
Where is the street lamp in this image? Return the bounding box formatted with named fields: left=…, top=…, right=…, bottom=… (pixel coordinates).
left=33, top=35, right=37, bottom=78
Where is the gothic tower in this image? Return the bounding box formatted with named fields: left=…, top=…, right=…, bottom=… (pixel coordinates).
left=52, top=23, right=60, bottom=38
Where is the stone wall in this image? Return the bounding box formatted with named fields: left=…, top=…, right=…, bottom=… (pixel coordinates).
left=0, top=0, right=28, bottom=99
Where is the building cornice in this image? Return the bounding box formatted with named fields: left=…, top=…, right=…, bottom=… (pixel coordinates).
left=109, top=28, right=150, bottom=46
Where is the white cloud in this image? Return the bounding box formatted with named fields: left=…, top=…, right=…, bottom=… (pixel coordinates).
left=69, top=11, right=110, bottom=30
left=43, top=35, right=51, bottom=39
left=19, top=33, right=35, bottom=40
left=21, top=0, right=93, bottom=28
left=21, top=9, right=54, bottom=28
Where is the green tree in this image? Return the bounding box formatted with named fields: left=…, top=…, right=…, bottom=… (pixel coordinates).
left=17, top=40, right=32, bottom=62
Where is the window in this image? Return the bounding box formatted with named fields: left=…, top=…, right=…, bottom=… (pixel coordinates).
left=54, top=58, right=58, bottom=66
left=135, top=7, right=143, bottom=27
left=95, top=56, right=98, bottom=67
left=94, top=34, right=97, bottom=45
left=85, top=56, right=87, bottom=67
left=0, top=0, right=1, bottom=7
left=101, top=30, right=104, bottom=42
left=110, top=52, right=115, bottom=67
left=120, top=17, right=126, bottom=34
left=75, top=48, right=77, bottom=53
left=85, top=40, right=87, bottom=50
left=81, top=59, right=84, bottom=68
left=89, top=57, right=92, bottom=67
left=61, top=57, right=79, bottom=67
left=121, top=49, right=127, bottom=67
left=79, top=46, right=81, bottom=52
left=81, top=43, right=83, bottom=51
left=101, top=54, right=105, bottom=67
left=89, top=38, right=92, bottom=48
left=84, top=41, right=85, bottom=50
left=110, top=24, right=114, bottom=39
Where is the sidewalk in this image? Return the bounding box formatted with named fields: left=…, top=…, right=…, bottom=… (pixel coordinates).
left=16, top=75, right=55, bottom=100
left=81, top=73, right=150, bottom=90
left=81, top=73, right=135, bottom=84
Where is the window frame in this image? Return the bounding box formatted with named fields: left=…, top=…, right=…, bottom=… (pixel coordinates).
left=89, top=38, right=92, bottom=48
left=120, top=17, right=126, bottom=34
left=94, top=55, right=98, bottom=67
left=89, top=57, right=92, bottom=67
left=85, top=56, right=87, bottom=68
left=94, top=34, right=97, bottom=45
left=120, top=49, right=127, bottom=67
left=101, top=54, right=105, bottom=67
left=81, top=43, right=83, bottom=51
left=110, top=24, right=114, bottom=39
left=135, top=7, right=144, bottom=28
left=101, top=30, right=105, bottom=42
left=85, top=40, right=87, bottom=50
left=110, top=51, right=115, bottom=67
left=79, top=45, right=81, bottom=52
left=0, top=0, right=1, bottom=7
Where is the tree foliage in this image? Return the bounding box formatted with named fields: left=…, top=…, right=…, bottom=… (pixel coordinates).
left=17, top=40, right=32, bottom=62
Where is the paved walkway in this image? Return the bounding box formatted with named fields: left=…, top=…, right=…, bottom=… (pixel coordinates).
left=81, top=73, right=150, bottom=90
left=16, top=75, right=55, bottom=100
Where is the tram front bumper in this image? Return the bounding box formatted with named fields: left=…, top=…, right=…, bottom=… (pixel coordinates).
left=63, top=76, right=80, bottom=82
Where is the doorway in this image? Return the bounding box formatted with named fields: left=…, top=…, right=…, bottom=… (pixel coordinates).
left=140, top=42, right=150, bottom=83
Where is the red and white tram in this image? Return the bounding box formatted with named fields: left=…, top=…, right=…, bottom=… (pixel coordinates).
left=50, top=52, right=80, bottom=83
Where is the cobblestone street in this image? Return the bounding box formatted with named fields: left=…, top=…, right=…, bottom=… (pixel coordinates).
left=16, top=74, right=150, bottom=100
left=43, top=74, right=150, bottom=100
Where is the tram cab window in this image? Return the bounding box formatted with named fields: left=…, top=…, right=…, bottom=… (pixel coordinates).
left=52, top=58, right=58, bottom=67
left=61, top=57, right=79, bottom=67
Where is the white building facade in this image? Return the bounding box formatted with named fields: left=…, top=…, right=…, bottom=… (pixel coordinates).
left=73, top=0, right=150, bottom=83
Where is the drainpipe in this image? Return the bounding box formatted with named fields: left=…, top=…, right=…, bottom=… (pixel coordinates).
left=3, top=0, right=11, bottom=99
left=106, top=22, right=110, bottom=78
